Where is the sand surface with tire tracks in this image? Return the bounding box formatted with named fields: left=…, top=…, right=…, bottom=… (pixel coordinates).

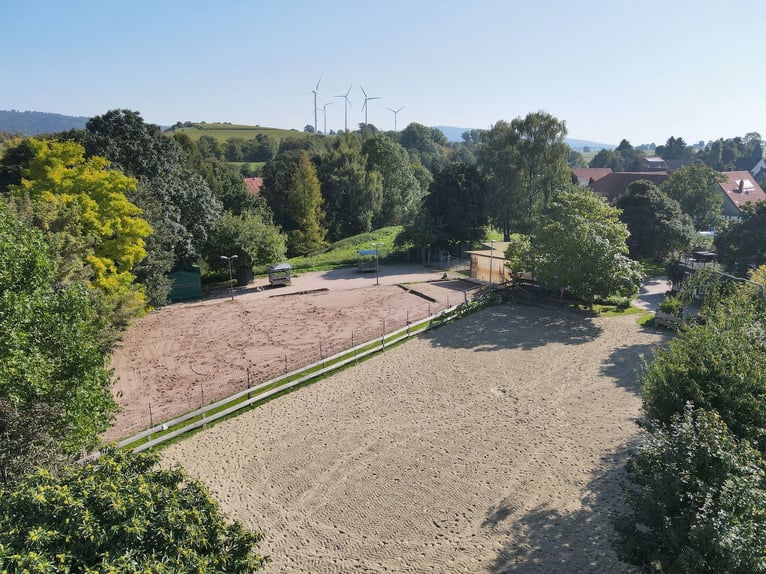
left=161, top=303, right=669, bottom=573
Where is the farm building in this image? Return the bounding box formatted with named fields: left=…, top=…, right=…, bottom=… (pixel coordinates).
left=466, top=242, right=511, bottom=285
left=169, top=267, right=202, bottom=301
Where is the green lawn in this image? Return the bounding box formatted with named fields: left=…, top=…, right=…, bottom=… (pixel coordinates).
left=284, top=227, right=403, bottom=273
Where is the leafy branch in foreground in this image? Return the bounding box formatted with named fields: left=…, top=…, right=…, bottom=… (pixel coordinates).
left=0, top=449, right=267, bottom=573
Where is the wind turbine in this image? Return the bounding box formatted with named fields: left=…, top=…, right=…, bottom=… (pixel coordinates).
left=335, top=85, right=353, bottom=132
left=360, top=85, right=380, bottom=126
left=321, top=101, right=334, bottom=135
left=312, top=74, right=322, bottom=133
left=386, top=106, right=405, bottom=131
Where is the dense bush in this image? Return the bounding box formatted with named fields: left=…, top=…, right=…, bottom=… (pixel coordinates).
left=0, top=449, right=267, bottom=573
left=617, top=406, right=766, bottom=573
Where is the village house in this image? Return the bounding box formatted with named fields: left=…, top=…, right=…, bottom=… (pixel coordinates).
left=587, top=171, right=670, bottom=203
left=718, top=171, right=766, bottom=220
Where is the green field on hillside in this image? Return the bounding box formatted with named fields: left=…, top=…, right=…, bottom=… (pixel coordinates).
left=284, top=227, right=404, bottom=272
left=167, top=123, right=312, bottom=143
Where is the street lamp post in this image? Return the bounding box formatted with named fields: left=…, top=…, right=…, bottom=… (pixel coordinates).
left=371, top=242, right=384, bottom=285
left=488, top=240, right=496, bottom=294
left=220, top=254, right=238, bottom=300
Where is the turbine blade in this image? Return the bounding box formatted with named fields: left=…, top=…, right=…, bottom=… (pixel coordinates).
left=360, top=85, right=367, bottom=97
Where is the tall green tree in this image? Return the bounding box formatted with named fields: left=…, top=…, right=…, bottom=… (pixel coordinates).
left=204, top=211, right=287, bottom=273
left=76, top=110, right=223, bottom=305
left=662, top=163, right=724, bottom=230
left=507, top=186, right=642, bottom=307
left=477, top=120, right=525, bottom=239
left=7, top=139, right=151, bottom=341
left=615, top=180, right=695, bottom=260
left=318, top=134, right=382, bottom=240
left=478, top=112, right=570, bottom=237
left=0, top=449, right=267, bottom=572
left=363, top=134, right=423, bottom=227
left=398, top=122, right=449, bottom=173
left=0, top=203, right=116, bottom=468
left=655, top=136, right=693, bottom=160
left=262, top=149, right=302, bottom=230
left=715, top=201, right=766, bottom=274
left=286, top=151, right=327, bottom=256
left=423, top=162, right=489, bottom=247
left=512, top=111, right=571, bottom=217
left=588, top=148, right=625, bottom=171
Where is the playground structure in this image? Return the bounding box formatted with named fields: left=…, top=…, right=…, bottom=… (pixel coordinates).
left=268, top=263, right=292, bottom=286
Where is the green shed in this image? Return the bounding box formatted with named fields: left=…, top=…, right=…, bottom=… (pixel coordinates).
left=169, top=267, right=202, bottom=301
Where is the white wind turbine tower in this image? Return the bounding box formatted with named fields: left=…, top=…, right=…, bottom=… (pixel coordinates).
left=360, top=85, right=380, bottom=126
left=321, top=101, right=334, bottom=135
left=386, top=106, right=405, bottom=131
left=312, top=75, right=322, bottom=133
left=335, top=85, right=353, bottom=132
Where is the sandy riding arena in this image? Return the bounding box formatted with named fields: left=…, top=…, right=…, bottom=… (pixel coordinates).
left=161, top=304, right=669, bottom=573
left=106, top=265, right=475, bottom=441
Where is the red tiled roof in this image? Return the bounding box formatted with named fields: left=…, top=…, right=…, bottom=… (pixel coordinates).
left=719, top=171, right=766, bottom=212
left=571, top=168, right=613, bottom=186
left=244, top=177, right=264, bottom=195
left=588, top=171, right=669, bottom=203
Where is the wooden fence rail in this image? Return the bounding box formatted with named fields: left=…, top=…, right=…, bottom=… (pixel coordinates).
left=109, top=299, right=479, bottom=455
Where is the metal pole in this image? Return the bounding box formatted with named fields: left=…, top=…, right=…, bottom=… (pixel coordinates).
left=221, top=254, right=238, bottom=300
left=489, top=240, right=495, bottom=294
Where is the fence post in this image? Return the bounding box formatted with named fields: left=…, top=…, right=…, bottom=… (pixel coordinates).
left=247, top=366, right=251, bottom=399
left=320, top=341, right=325, bottom=369
left=148, top=405, right=153, bottom=438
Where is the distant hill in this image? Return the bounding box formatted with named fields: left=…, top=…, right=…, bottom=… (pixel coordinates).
left=433, top=125, right=615, bottom=151
left=166, top=122, right=307, bottom=142
left=0, top=110, right=89, bottom=136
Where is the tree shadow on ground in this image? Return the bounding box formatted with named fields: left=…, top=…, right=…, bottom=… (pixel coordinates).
left=425, top=303, right=603, bottom=352
left=484, top=443, right=640, bottom=574
left=599, top=334, right=669, bottom=396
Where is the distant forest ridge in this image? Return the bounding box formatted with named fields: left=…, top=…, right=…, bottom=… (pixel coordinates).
left=0, top=110, right=89, bottom=135
left=0, top=110, right=616, bottom=151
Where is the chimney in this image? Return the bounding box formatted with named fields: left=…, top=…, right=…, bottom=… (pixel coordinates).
left=738, top=179, right=744, bottom=193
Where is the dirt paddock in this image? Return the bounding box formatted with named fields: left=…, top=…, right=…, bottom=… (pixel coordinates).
left=105, top=265, right=477, bottom=441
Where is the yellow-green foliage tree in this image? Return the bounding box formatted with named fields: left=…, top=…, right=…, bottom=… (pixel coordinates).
left=8, top=139, right=151, bottom=340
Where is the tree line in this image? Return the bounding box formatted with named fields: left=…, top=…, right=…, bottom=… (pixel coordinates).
left=582, top=132, right=764, bottom=174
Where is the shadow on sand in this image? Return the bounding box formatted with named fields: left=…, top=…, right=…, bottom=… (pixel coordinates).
left=484, top=443, right=639, bottom=573
left=424, top=303, right=603, bottom=352
left=599, top=334, right=669, bottom=396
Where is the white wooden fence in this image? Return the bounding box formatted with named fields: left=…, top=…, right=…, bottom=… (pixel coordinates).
left=110, top=299, right=478, bottom=455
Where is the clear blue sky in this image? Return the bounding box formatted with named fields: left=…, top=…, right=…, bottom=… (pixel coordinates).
left=3, top=0, right=764, bottom=146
